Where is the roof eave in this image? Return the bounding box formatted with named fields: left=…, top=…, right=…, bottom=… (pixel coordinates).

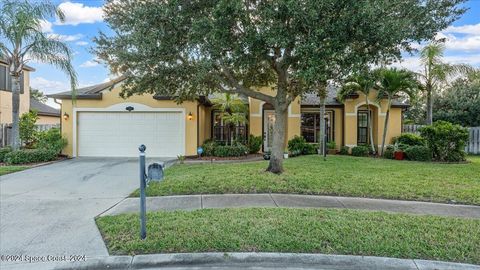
left=47, top=93, right=103, bottom=100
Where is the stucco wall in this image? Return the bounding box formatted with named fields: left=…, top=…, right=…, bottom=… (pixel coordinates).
left=248, top=86, right=301, bottom=150
left=60, top=86, right=203, bottom=157
left=0, top=70, right=30, bottom=124
left=343, top=91, right=403, bottom=149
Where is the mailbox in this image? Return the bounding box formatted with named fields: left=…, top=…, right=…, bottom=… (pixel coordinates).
left=147, top=163, right=164, bottom=182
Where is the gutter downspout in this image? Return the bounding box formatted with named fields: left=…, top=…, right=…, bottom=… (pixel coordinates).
left=54, top=98, right=62, bottom=133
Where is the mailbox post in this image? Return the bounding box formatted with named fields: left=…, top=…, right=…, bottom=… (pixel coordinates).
left=138, top=145, right=164, bottom=240
left=139, top=144, right=147, bottom=239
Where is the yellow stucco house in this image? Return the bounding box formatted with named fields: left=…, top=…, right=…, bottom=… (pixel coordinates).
left=50, top=77, right=407, bottom=158
left=0, top=60, right=33, bottom=124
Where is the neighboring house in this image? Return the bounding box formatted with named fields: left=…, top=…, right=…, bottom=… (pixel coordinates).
left=49, top=77, right=407, bottom=158
left=30, top=99, right=60, bottom=125
left=0, top=59, right=34, bottom=124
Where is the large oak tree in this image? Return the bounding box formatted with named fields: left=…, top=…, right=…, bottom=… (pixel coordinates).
left=95, top=0, right=465, bottom=173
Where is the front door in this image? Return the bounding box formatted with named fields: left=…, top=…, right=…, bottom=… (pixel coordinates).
left=263, top=110, right=275, bottom=152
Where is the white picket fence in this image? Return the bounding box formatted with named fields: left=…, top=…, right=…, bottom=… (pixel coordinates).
left=403, top=125, right=480, bottom=154
left=0, top=123, right=60, bottom=148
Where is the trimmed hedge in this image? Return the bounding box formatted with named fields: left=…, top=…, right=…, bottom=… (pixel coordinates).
left=0, top=147, right=12, bottom=162
left=213, top=144, right=249, bottom=157
left=4, top=149, right=57, bottom=165
left=287, top=136, right=317, bottom=156
left=392, top=133, right=425, bottom=146
left=384, top=146, right=395, bottom=159
left=339, top=146, right=350, bottom=155
left=351, top=146, right=369, bottom=157
left=405, top=145, right=431, bottom=162
left=201, top=140, right=217, bottom=156
left=35, top=128, right=67, bottom=154
left=420, top=121, right=469, bottom=162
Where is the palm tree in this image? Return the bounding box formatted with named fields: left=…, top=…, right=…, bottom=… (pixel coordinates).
left=375, top=68, right=418, bottom=156
left=338, top=70, right=377, bottom=155
left=211, top=93, right=248, bottom=144
left=0, top=0, right=77, bottom=150
left=418, top=41, right=473, bottom=125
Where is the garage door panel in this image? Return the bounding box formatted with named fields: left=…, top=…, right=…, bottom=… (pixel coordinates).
left=78, top=111, right=184, bottom=157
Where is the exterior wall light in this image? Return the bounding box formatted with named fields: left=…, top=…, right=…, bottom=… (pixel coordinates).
left=187, top=112, right=193, bottom=120
left=63, top=112, right=69, bottom=121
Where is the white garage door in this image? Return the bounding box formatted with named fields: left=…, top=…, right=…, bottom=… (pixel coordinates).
left=77, top=111, right=184, bottom=157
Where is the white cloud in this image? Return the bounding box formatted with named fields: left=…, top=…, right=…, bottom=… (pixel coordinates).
left=39, top=20, right=53, bottom=33
left=391, top=53, right=480, bottom=73
left=75, top=41, right=89, bottom=46
left=48, top=33, right=83, bottom=42
left=30, top=77, right=70, bottom=95
left=434, top=24, right=480, bottom=52
left=79, top=60, right=99, bottom=68
left=56, top=2, right=104, bottom=26
left=444, top=23, right=480, bottom=36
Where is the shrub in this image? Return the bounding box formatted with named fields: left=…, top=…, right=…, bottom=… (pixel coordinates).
left=339, top=146, right=350, bottom=155
left=327, top=141, right=336, bottom=150
left=213, top=143, right=248, bottom=157
left=392, top=133, right=425, bottom=146
left=383, top=146, right=395, bottom=159
left=351, top=146, right=369, bottom=157
left=201, top=140, right=217, bottom=156
left=420, top=121, right=469, bottom=162
left=0, top=147, right=12, bottom=162
left=405, top=145, right=431, bottom=162
left=35, top=128, right=67, bottom=154
left=20, top=111, right=39, bottom=147
left=288, top=136, right=307, bottom=153
left=302, top=143, right=318, bottom=155
left=247, top=135, right=262, bottom=154
left=4, top=149, right=57, bottom=165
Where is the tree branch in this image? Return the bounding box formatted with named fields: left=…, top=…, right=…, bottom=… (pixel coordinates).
left=217, top=65, right=275, bottom=104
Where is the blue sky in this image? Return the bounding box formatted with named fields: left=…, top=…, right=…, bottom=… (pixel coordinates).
left=31, top=1, right=480, bottom=107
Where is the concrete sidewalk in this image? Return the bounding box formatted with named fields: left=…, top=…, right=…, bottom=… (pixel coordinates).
left=101, top=193, right=480, bottom=219
left=2, top=253, right=479, bottom=270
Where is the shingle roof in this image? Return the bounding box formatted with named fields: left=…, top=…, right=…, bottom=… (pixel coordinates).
left=30, top=99, right=60, bottom=117
left=300, top=84, right=408, bottom=107
left=48, top=76, right=127, bottom=99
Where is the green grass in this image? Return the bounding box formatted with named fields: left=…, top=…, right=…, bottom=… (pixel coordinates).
left=0, top=166, right=28, bottom=175
left=133, top=155, right=480, bottom=205
left=96, top=208, right=480, bottom=264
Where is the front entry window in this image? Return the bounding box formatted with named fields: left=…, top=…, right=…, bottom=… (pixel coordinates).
left=357, top=111, right=369, bottom=145
left=301, top=111, right=334, bottom=143
left=212, top=111, right=247, bottom=144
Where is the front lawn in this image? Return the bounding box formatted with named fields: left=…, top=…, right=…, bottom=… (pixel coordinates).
left=96, top=208, right=480, bottom=264
left=0, top=166, right=28, bottom=176
left=133, top=155, right=480, bottom=205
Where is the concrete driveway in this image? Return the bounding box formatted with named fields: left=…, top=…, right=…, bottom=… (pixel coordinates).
left=0, top=157, right=174, bottom=260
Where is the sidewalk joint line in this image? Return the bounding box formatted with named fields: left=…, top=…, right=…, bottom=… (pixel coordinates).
left=412, top=259, right=420, bottom=270
left=201, top=194, right=204, bottom=209
left=269, top=193, right=279, bottom=207
left=336, top=197, right=347, bottom=208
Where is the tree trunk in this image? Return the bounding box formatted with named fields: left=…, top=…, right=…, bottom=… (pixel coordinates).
left=380, top=99, right=392, bottom=156
left=10, top=75, right=21, bottom=150
left=426, top=87, right=433, bottom=125
left=266, top=106, right=287, bottom=174
left=318, top=95, right=326, bottom=157
left=366, top=98, right=376, bottom=155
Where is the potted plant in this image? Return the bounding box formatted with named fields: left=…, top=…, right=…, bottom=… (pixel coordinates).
left=393, top=143, right=407, bottom=160
left=327, top=141, right=337, bottom=155
left=263, top=151, right=271, bottom=160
